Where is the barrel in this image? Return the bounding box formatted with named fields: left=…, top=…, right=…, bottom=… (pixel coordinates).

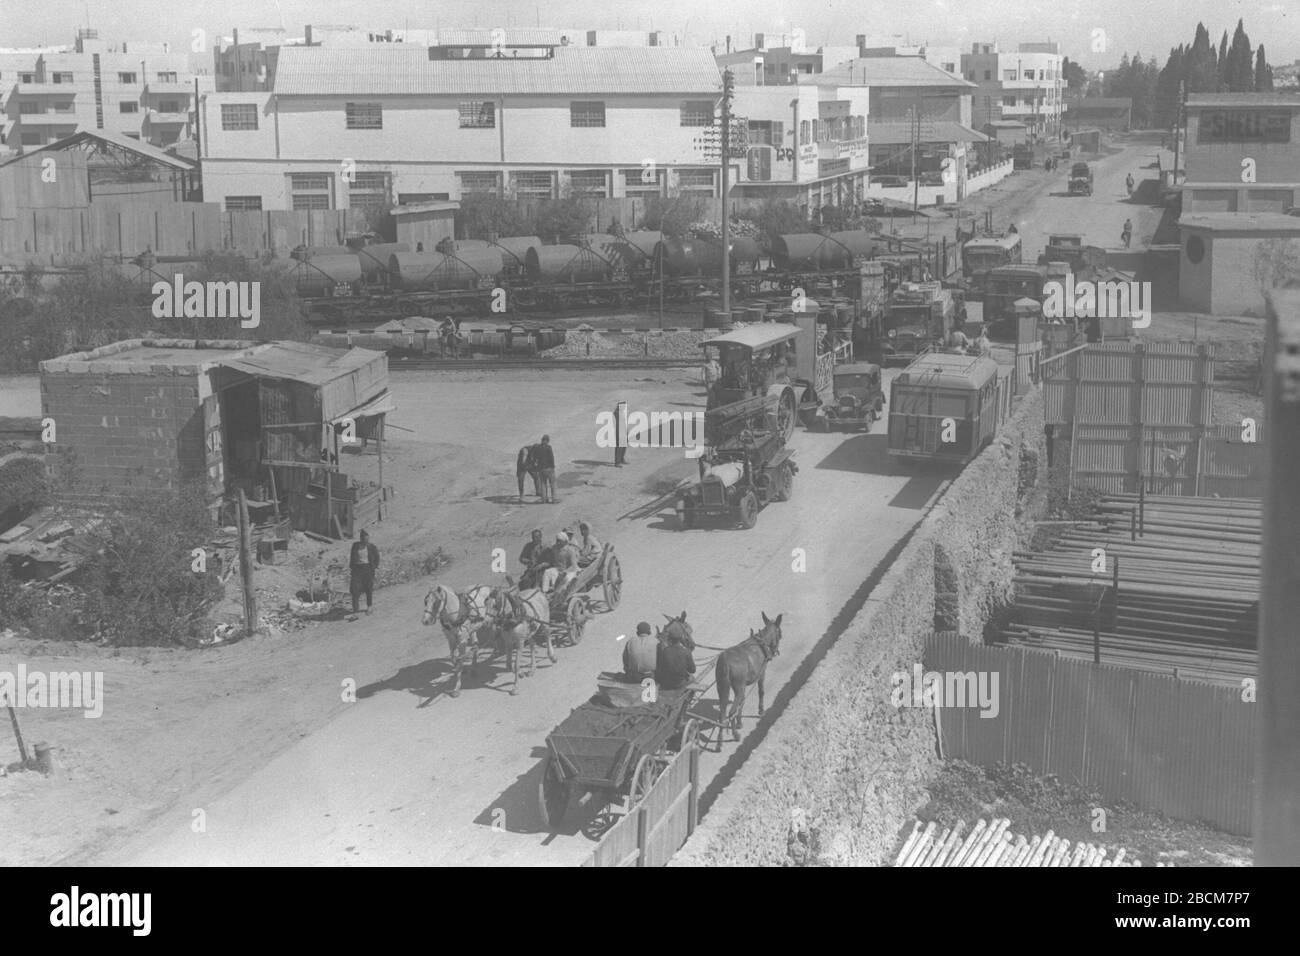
left=525, top=245, right=615, bottom=283
left=354, top=242, right=410, bottom=282
left=295, top=254, right=362, bottom=297
left=490, top=236, right=542, bottom=274
left=704, top=308, right=733, bottom=328
left=387, top=249, right=504, bottom=291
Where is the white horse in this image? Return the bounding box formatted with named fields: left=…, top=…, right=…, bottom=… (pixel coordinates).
left=483, top=586, right=554, bottom=696
left=422, top=583, right=495, bottom=697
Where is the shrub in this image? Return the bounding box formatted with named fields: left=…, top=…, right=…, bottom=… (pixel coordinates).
left=0, top=457, right=49, bottom=534
left=534, top=196, right=595, bottom=242
left=641, top=196, right=707, bottom=238
left=78, top=482, right=224, bottom=646
left=456, top=195, right=531, bottom=240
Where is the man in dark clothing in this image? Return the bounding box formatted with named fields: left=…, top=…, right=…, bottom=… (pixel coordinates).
left=655, top=634, right=696, bottom=691
left=516, top=445, right=534, bottom=502
left=533, top=434, right=557, bottom=503
left=613, top=401, right=628, bottom=467
left=349, top=530, right=380, bottom=614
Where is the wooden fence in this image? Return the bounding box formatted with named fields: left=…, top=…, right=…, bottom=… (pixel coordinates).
left=582, top=743, right=699, bottom=867
left=925, top=632, right=1256, bottom=835
left=1068, top=422, right=1264, bottom=498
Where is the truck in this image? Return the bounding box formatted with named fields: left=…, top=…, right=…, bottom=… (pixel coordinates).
left=1068, top=162, right=1094, bottom=196
left=881, top=282, right=957, bottom=367
left=982, top=262, right=1070, bottom=337
left=1013, top=144, right=1034, bottom=170
left=887, top=353, right=1005, bottom=466
left=961, top=233, right=1023, bottom=293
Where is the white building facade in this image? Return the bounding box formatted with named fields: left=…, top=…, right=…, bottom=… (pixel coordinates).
left=961, top=41, right=1064, bottom=135
left=199, top=44, right=725, bottom=212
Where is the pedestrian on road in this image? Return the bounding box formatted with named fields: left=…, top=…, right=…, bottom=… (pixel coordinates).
left=1121, top=218, right=1133, bottom=249
left=349, top=529, right=380, bottom=615
left=515, top=444, right=534, bottom=502
left=534, top=434, right=557, bottom=503
left=623, top=622, right=658, bottom=682
left=1126, top=173, right=1135, bottom=196
left=613, top=400, right=628, bottom=467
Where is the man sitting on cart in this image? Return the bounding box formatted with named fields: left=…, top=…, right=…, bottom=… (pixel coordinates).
left=541, top=532, right=579, bottom=594
left=655, top=628, right=696, bottom=691
left=519, top=529, right=551, bottom=589
left=575, top=522, right=602, bottom=568
left=623, top=621, right=658, bottom=682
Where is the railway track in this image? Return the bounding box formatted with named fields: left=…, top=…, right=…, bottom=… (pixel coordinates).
left=387, top=356, right=699, bottom=372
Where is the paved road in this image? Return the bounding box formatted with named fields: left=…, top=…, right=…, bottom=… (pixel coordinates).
left=96, top=366, right=955, bottom=866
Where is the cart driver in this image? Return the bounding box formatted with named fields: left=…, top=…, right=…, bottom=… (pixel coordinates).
left=576, top=522, right=602, bottom=568
left=519, top=529, right=550, bottom=588
left=541, top=533, right=579, bottom=593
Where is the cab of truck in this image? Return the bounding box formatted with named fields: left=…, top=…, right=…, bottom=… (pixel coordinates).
left=1068, top=163, right=1094, bottom=195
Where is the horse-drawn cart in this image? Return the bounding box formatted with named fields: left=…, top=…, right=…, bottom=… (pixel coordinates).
left=538, top=680, right=700, bottom=830
left=519, top=543, right=622, bottom=646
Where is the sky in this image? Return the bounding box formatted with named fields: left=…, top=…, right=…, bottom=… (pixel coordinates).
left=1, top=0, right=1296, bottom=69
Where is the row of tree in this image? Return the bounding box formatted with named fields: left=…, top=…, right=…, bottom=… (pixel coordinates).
left=1064, top=19, right=1275, bottom=130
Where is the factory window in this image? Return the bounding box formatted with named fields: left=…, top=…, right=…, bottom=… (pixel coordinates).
left=225, top=196, right=262, bottom=212
left=345, top=102, right=383, bottom=130
left=52, top=72, right=73, bottom=84
left=289, top=173, right=334, bottom=210
left=120, top=101, right=139, bottom=113
left=19, top=102, right=41, bottom=115
left=622, top=167, right=663, bottom=196
left=570, top=101, right=606, bottom=128
left=221, top=104, right=258, bottom=130
left=677, top=169, right=715, bottom=193
left=118, top=71, right=137, bottom=84
left=157, top=71, right=178, bottom=83
left=457, top=171, right=501, bottom=196
left=512, top=171, right=554, bottom=198
left=349, top=171, right=391, bottom=211
left=458, top=101, right=495, bottom=128
left=680, top=100, right=714, bottom=126
left=568, top=169, right=608, bottom=197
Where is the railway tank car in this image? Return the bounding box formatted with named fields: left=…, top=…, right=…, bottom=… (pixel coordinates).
left=294, top=254, right=363, bottom=297
left=772, top=232, right=883, bottom=271
left=387, top=248, right=505, bottom=292
left=525, top=244, right=619, bottom=284
left=354, top=242, right=410, bottom=282
left=653, top=237, right=761, bottom=277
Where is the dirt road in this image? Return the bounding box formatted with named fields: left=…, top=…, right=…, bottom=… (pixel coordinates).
left=73, top=364, right=951, bottom=866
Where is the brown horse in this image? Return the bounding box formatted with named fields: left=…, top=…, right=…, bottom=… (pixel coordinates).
left=714, top=611, right=783, bottom=750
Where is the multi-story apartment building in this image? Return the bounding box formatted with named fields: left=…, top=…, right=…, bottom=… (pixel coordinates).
left=961, top=41, right=1064, bottom=136
left=716, top=34, right=859, bottom=85
left=198, top=43, right=724, bottom=212
left=0, top=29, right=208, bottom=151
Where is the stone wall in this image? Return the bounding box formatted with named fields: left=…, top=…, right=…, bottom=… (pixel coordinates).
left=672, top=387, right=1046, bottom=867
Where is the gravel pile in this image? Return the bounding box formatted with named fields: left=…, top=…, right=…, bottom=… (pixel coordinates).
left=542, top=329, right=710, bottom=360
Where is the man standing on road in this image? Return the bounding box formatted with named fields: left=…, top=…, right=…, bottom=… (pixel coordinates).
left=534, top=434, right=557, bottom=503
left=516, top=444, right=535, bottom=503
left=1121, top=218, right=1133, bottom=249
left=613, top=401, right=628, bottom=467
left=623, top=622, right=658, bottom=682
left=349, top=529, right=380, bottom=615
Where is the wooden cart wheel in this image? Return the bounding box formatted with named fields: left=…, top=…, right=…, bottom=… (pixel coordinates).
left=602, top=553, right=622, bottom=610
left=738, top=491, right=759, bottom=530
left=776, top=389, right=797, bottom=442
left=566, top=595, right=590, bottom=646
left=629, top=754, right=657, bottom=809
left=538, top=757, right=570, bottom=831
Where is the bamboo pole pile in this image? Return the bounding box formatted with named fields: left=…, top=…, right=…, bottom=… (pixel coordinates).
left=894, top=818, right=1159, bottom=867
left=1002, top=495, right=1259, bottom=683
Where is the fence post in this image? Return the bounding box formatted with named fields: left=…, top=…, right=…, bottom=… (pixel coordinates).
left=636, top=806, right=649, bottom=867
left=687, top=745, right=700, bottom=836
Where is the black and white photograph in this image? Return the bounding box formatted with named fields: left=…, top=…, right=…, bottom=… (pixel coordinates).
left=0, top=0, right=1295, bottom=896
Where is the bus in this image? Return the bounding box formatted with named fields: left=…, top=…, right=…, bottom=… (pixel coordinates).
left=887, top=352, right=1004, bottom=465
left=961, top=233, right=1023, bottom=292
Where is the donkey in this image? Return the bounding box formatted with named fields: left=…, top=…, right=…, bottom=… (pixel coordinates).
left=658, top=611, right=695, bottom=651
left=714, top=612, right=784, bottom=750
left=422, top=583, right=496, bottom=698
left=480, top=586, right=552, bottom=696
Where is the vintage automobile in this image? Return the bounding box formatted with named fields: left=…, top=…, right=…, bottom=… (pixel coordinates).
left=673, top=438, right=796, bottom=530
left=1068, top=162, right=1094, bottom=196
left=813, top=362, right=886, bottom=431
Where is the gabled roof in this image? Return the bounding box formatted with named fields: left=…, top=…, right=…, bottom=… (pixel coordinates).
left=272, top=44, right=722, bottom=96
left=870, top=121, right=988, bottom=144
left=0, top=128, right=195, bottom=171
left=813, top=56, right=977, bottom=89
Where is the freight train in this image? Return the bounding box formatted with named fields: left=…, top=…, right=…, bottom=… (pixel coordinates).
left=287, top=230, right=931, bottom=327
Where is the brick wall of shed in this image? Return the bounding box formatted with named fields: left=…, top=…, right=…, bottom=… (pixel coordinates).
left=41, top=370, right=206, bottom=503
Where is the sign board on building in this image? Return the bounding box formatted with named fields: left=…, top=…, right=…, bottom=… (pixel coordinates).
left=1197, top=110, right=1292, bottom=144
left=819, top=158, right=850, bottom=177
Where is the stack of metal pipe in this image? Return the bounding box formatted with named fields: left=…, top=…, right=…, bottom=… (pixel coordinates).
left=894, top=818, right=1159, bottom=867
left=1002, top=494, right=1259, bottom=684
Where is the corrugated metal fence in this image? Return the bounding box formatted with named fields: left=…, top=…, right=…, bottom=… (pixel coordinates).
left=582, top=744, right=699, bottom=867
left=1045, top=340, right=1215, bottom=428
left=1069, top=423, right=1264, bottom=497
left=926, top=632, right=1256, bottom=835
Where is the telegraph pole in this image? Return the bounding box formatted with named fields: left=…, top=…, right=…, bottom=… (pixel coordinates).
left=720, top=68, right=734, bottom=316
left=910, top=102, right=919, bottom=223
left=1172, top=80, right=1185, bottom=184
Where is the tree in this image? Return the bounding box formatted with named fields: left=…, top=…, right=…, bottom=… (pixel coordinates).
left=1225, top=19, right=1255, bottom=92
left=1256, top=46, right=1274, bottom=92
left=1186, top=23, right=1218, bottom=93
left=455, top=195, right=530, bottom=240
left=533, top=196, right=594, bottom=242
left=1062, top=57, right=1087, bottom=90
left=1217, top=30, right=1230, bottom=90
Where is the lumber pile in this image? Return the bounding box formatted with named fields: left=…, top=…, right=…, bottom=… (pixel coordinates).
left=894, top=818, right=1161, bottom=867
left=1002, top=494, right=1259, bottom=684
